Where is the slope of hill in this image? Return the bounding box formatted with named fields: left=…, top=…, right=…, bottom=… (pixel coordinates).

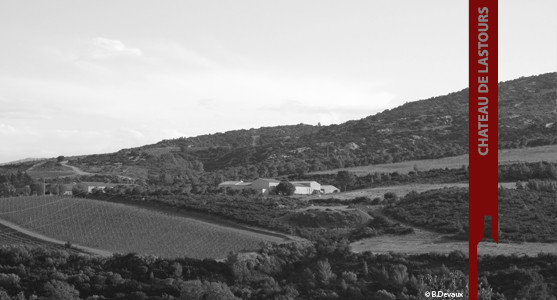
left=0, top=158, right=45, bottom=166
left=0, top=196, right=286, bottom=259
left=5, top=73, right=554, bottom=186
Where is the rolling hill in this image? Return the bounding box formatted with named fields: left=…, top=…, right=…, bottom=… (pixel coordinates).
left=3, top=73, right=556, bottom=187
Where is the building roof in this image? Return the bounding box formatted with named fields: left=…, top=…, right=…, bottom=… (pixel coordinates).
left=321, top=185, right=340, bottom=190
left=80, top=182, right=110, bottom=187
left=218, top=181, right=243, bottom=186
left=254, top=178, right=280, bottom=183
left=290, top=181, right=318, bottom=186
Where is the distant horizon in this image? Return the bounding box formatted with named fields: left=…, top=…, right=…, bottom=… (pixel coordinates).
left=1, top=1, right=555, bottom=163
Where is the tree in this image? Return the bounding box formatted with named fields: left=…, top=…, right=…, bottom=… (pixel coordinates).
left=384, top=192, right=398, bottom=202
left=72, top=184, right=88, bottom=196
left=336, top=171, right=355, bottom=191
left=275, top=181, right=296, bottom=196
left=42, top=280, right=80, bottom=300
left=0, top=182, right=16, bottom=197
left=57, top=156, right=65, bottom=163
left=315, top=259, right=336, bottom=285
left=179, top=280, right=239, bottom=300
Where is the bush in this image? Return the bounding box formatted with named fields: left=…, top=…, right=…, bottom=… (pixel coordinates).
left=406, top=190, right=419, bottom=198
left=371, top=197, right=383, bottom=205
left=383, top=192, right=398, bottom=202
left=353, top=196, right=372, bottom=204
left=275, top=181, right=296, bottom=196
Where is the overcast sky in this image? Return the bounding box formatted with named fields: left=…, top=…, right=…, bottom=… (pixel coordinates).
left=0, top=1, right=555, bottom=163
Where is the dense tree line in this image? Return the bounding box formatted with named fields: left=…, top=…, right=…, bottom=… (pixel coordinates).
left=498, top=161, right=557, bottom=181
left=0, top=240, right=554, bottom=299
left=0, top=172, right=35, bottom=197
left=384, top=187, right=557, bottom=242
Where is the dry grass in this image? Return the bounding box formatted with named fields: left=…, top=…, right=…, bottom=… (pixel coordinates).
left=309, top=144, right=557, bottom=176
left=350, top=205, right=557, bottom=256
left=350, top=229, right=557, bottom=256
left=27, top=170, right=77, bottom=178
left=141, top=146, right=180, bottom=156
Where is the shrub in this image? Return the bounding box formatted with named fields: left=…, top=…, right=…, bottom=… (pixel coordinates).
left=371, top=197, right=383, bottom=205
left=383, top=192, right=398, bottom=202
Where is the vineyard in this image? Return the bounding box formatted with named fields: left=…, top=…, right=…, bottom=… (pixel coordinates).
left=0, top=196, right=286, bottom=259
left=0, top=222, right=82, bottom=253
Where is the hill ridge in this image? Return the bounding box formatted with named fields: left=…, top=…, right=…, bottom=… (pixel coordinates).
left=3, top=72, right=556, bottom=187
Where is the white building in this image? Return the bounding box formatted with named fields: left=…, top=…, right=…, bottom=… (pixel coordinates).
left=320, top=185, right=340, bottom=194
left=250, top=178, right=280, bottom=195
left=290, top=181, right=321, bottom=195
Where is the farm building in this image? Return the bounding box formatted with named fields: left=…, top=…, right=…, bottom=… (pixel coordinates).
left=290, top=181, right=321, bottom=195
left=251, top=178, right=280, bottom=195
left=218, top=181, right=252, bottom=191
left=83, top=182, right=108, bottom=193
left=217, top=179, right=339, bottom=196
left=320, top=185, right=340, bottom=194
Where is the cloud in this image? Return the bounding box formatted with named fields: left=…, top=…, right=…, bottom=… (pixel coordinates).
left=0, top=37, right=398, bottom=162
left=124, top=128, right=146, bottom=140
left=148, top=42, right=220, bottom=69
left=79, top=37, right=143, bottom=61
left=0, top=124, right=16, bottom=135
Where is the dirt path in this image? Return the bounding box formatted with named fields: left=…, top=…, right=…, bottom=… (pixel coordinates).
left=27, top=161, right=47, bottom=172
left=60, top=161, right=92, bottom=175
left=0, top=217, right=112, bottom=257
left=62, top=162, right=136, bottom=181
left=350, top=206, right=557, bottom=256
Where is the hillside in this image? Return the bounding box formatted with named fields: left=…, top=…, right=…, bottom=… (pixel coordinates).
left=3, top=73, right=556, bottom=187
left=0, top=196, right=286, bottom=259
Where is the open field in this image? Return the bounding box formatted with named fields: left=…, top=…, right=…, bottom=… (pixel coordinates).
left=350, top=205, right=557, bottom=256
left=26, top=160, right=77, bottom=178
left=0, top=196, right=287, bottom=259
left=309, top=144, right=557, bottom=176
left=350, top=228, right=557, bottom=256
left=26, top=169, right=76, bottom=178
left=302, top=182, right=517, bottom=201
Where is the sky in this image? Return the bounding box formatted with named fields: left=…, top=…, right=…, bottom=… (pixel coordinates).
left=0, top=1, right=556, bottom=163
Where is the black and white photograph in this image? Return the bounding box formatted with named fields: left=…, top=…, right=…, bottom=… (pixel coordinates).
left=0, top=1, right=556, bottom=299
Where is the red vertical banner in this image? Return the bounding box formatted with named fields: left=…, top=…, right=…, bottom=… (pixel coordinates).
left=469, top=0, right=498, bottom=299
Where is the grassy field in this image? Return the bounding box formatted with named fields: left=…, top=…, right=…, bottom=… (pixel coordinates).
left=26, top=169, right=76, bottom=178
left=302, top=182, right=517, bottom=201
left=350, top=194, right=557, bottom=256
left=26, top=161, right=78, bottom=178
left=0, top=196, right=286, bottom=259
left=309, top=144, right=557, bottom=176
left=350, top=227, right=557, bottom=256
